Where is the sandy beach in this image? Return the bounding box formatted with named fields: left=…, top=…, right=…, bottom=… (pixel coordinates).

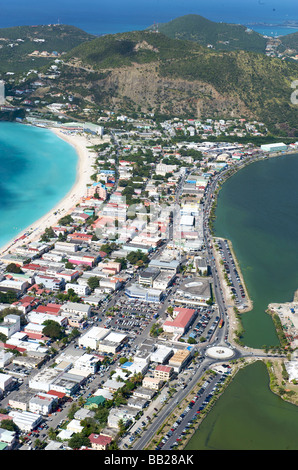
left=0, top=127, right=99, bottom=257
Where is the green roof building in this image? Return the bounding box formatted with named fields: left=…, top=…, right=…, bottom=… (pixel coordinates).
left=84, top=395, right=106, bottom=409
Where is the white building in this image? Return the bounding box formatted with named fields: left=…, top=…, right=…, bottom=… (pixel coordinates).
left=0, top=80, right=5, bottom=105
left=29, top=368, right=61, bottom=392
left=0, top=314, right=20, bottom=339
left=62, top=301, right=91, bottom=318
left=28, top=393, right=58, bottom=416
left=260, top=143, right=287, bottom=152
left=78, top=326, right=110, bottom=350
left=150, top=345, right=173, bottom=364
left=8, top=410, right=42, bottom=432
left=0, top=279, right=28, bottom=294
left=97, top=331, right=127, bottom=354
left=0, top=428, right=17, bottom=449
left=72, top=353, right=99, bottom=375
left=0, top=373, right=14, bottom=391
left=54, top=241, right=78, bottom=253
left=27, top=311, right=67, bottom=327
left=65, top=283, right=91, bottom=296
left=107, top=406, right=138, bottom=429
left=0, top=350, right=14, bottom=368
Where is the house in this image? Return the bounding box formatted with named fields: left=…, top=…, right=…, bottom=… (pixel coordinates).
left=0, top=315, right=21, bottom=339
left=84, top=395, right=106, bottom=410
left=12, top=296, right=39, bottom=314
left=89, top=433, right=112, bottom=450
left=154, top=365, right=173, bottom=381
left=62, top=302, right=91, bottom=318
left=142, top=376, right=163, bottom=390
left=67, top=233, right=93, bottom=244
left=65, top=283, right=91, bottom=296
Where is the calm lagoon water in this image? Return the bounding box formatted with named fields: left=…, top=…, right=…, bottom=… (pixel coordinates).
left=186, top=153, right=298, bottom=450
left=214, top=153, right=298, bottom=349
left=0, top=122, right=77, bottom=249
left=186, top=361, right=298, bottom=450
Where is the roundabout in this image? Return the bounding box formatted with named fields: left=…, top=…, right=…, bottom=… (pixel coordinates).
left=206, top=345, right=234, bottom=359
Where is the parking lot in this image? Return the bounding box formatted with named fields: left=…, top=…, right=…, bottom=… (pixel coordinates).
left=217, top=239, right=247, bottom=306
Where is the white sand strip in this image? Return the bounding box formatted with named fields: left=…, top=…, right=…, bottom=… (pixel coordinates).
left=0, top=128, right=96, bottom=256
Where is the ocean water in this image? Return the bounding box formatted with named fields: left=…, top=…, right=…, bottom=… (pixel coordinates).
left=0, top=122, right=77, bottom=249
left=1, top=0, right=298, bottom=36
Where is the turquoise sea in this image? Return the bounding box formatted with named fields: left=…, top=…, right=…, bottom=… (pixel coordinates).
left=0, top=122, right=78, bottom=249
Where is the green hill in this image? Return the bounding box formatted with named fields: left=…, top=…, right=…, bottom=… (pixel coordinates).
left=149, top=14, right=268, bottom=53
left=0, top=24, right=95, bottom=73
left=278, top=31, right=298, bottom=53
left=64, top=29, right=205, bottom=68
left=58, top=30, right=298, bottom=136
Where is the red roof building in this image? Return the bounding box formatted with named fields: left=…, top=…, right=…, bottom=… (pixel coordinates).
left=88, top=433, right=112, bottom=450
left=163, top=307, right=196, bottom=335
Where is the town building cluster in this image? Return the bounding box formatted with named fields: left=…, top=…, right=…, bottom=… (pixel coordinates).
left=0, top=108, right=297, bottom=449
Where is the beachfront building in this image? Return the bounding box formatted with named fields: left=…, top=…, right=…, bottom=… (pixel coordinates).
left=260, top=143, right=288, bottom=152
left=86, top=182, right=107, bottom=200
left=83, top=123, right=104, bottom=136
left=0, top=80, right=5, bottom=105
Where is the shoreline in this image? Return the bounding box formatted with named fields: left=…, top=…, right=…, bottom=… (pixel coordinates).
left=211, top=149, right=298, bottom=347
left=0, top=127, right=98, bottom=257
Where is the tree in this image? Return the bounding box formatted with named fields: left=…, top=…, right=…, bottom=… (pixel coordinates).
left=42, top=320, right=65, bottom=340
left=58, top=214, right=74, bottom=226
left=0, top=419, right=18, bottom=432
left=68, top=433, right=90, bottom=450
left=65, top=261, right=74, bottom=269
left=40, top=226, right=55, bottom=242
left=5, top=263, right=23, bottom=274
left=87, top=276, right=100, bottom=291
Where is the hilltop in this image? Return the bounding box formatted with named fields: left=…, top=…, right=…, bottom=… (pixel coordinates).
left=0, top=24, right=95, bottom=73
left=1, top=26, right=298, bottom=137
left=277, top=31, right=298, bottom=54
left=148, top=14, right=268, bottom=53
left=54, top=30, right=298, bottom=136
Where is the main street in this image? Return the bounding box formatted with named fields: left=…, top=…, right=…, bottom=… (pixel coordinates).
left=126, top=152, right=277, bottom=450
